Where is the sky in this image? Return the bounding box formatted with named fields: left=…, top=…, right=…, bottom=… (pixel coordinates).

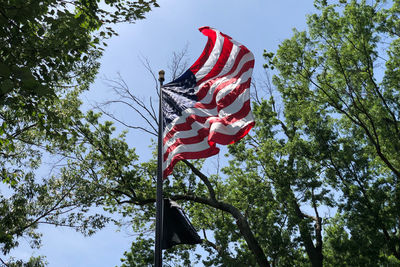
left=9, top=1, right=317, bottom=266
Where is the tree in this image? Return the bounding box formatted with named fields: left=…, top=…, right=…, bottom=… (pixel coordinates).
left=90, top=0, right=400, bottom=266
left=0, top=0, right=159, bottom=182
left=271, top=0, right=400, bottom=264
left=0, top=0, right=158, bottom=262
left=0, top=0, right=158, bottom=99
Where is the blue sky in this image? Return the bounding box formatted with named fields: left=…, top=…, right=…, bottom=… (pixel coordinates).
left=9, top=1, right=317, bottom=266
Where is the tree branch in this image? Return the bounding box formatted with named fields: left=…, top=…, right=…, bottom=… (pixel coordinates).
left=182, top=159, right=217, bottom=201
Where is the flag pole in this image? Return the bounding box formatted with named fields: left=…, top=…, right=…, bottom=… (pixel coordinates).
left=155, top=70, right=165, bottom=267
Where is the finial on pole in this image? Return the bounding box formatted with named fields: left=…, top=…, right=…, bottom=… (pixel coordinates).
left=158, top=70, right=165, bottom=84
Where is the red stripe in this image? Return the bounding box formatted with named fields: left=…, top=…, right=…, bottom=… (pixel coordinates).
left=163, top=128, right=210, bottom=161
left=163, top=100, right=252, bottom=161
left=217, top=78, right=251, bottom=111
left=194, top=60, right=254, bottom=110
left=196, top=49, right=250, bottom=101
left=207, top=100, right=252, bottom=126
left=163, top=146, right=220, bottom=178
left=163, top=114, right=209, bottom=145
left=189, top=27, right=217, bottom=75
left=196, top=35, right=233, bottom=85
left=209, top=121, right=255, bottom=145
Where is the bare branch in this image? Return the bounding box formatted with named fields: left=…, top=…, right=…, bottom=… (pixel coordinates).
left=202, top=239, right=235, bottom=262
left=96, top=103, right=157, bottom=136
left=138, top=55, right=160, bottom=96
left=167, top=43, right=190, bottom=80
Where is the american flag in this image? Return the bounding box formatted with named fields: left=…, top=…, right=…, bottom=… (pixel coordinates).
left=162, top=27, right=255, bottom=178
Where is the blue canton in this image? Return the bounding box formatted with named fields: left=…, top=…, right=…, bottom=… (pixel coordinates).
left=162, top=70, right=198, bottom=130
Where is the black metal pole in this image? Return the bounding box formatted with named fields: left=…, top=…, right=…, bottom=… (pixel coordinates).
left=155, top=70, right=165, bottom=267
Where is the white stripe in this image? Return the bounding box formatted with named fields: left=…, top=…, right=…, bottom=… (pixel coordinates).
left=218, top=87, right=250, bottom=117
left=215, top=68, right=253, bottom=104
left=217, top=44, right=240, bottom=76
left=163, top=136, right=212, bottom=170
left=196, top=52, right=254, bottom=105
left=194, top=31, right=224, bottom=81
left=194, top=44, right=240, bottom=83
left=163, top=106, right=218, bottom=138
left=210, top=112, right=254, bottom=136
left=163, top=120, right=209, bottom=152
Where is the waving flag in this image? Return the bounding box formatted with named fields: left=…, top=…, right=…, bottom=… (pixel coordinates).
left=162, top=198, right=201, bottom=249
left=162, top=27, right=255, bottom=178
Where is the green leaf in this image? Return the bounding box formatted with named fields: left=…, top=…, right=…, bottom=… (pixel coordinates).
left=37, top=27, right=45, bottom=36
left=0, top=79, right=13, bottom=94
left=0, top=63, right=11, bottom=77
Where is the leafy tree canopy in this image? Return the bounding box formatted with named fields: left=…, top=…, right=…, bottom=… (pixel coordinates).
left=0, top=0, right=158, bottom=262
